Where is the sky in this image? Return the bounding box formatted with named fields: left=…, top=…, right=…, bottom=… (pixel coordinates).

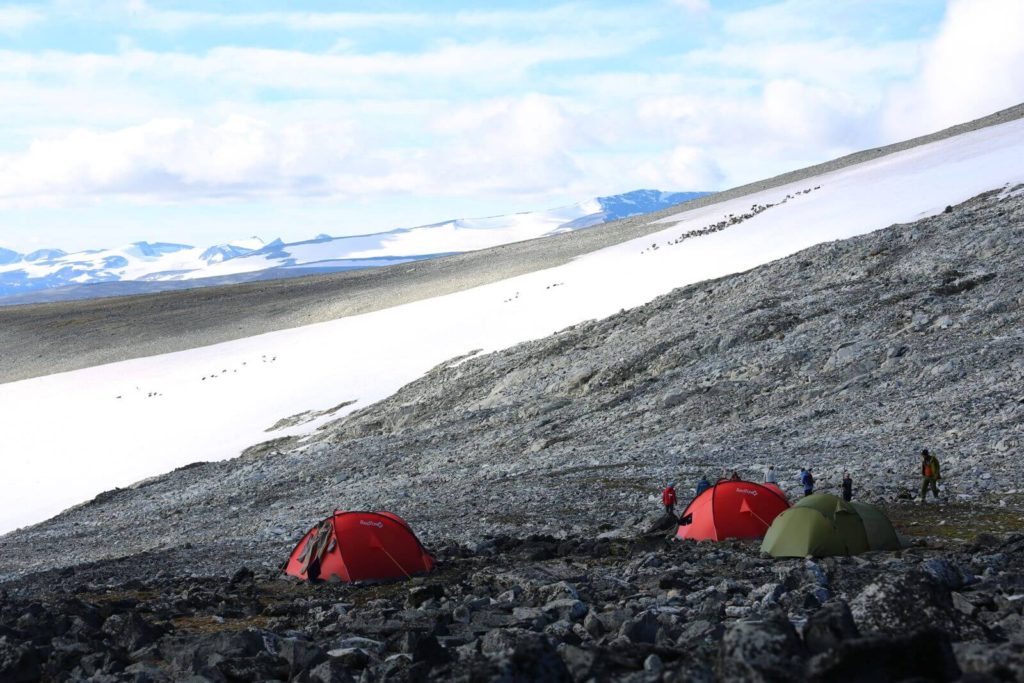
left=0, top=0, right=1022, bottom=252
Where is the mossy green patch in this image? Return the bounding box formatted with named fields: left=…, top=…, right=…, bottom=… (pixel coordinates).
left=884, top=500, right=1024, bottom=541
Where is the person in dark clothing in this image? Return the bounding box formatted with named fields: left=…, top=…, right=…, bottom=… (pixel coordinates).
left=729, top=470, right=741, bottom=481
left=695, top=475, right=711, bottom=496
left=662, top=483, right=678, bottom=515
left=800, top=467, right=815, bottom=496
left=842, top=471, right=853, bottom=502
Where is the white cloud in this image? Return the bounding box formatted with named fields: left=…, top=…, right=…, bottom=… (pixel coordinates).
left=0, top=116, right=357, bottom=202
left=682, top=38, right=920, bottom=91
left=425, top=94, right=583, bottom=196
left=5, top=0, right=1016, bottom=238
left=721, top=0, right=927, bottom=41
left=73, top=1, right=647, bottom=36
left=643, top=145, right=724, bottom=189
left=670, top=0, right=711, bottom=13
left=0, top=38, right=635, bottom=94
left=0, top=6, right=42, bottom=32
left=0, top=97, right=585, bottom=205
left=883, top=0, right=1024, bottom=139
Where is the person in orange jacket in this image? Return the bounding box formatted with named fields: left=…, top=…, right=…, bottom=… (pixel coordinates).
left=919, top=448, right=941, bottom=502
left=662, top=483, right=678, bottom=515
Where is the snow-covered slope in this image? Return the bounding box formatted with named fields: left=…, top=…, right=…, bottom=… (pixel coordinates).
left=2, top=120, right=1023, bottom=533
left=0, top=190, right=703, bottom=299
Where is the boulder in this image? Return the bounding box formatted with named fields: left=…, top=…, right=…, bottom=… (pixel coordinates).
left=802, top=601, right=859, bottom=655
left=619, top=611, right=661, bottom=645
left=849, top=570, right=963, bottom=637
left=954, top=640, right=1024, bottom=681
left=557, top=644, right=600, bottom=681
left=807, top=628, right=959, bottom=682
left=0, top=637, right=40, bottom=683
left=101, top=612, right=163, bottom=654
left=542, top=599, right=588, bottom=622
left=920, top=558, right=972, bottom=590
left=646, top=513, right=679, bottom=534
left=717, top=608, right=806, bottom=682
left=308, top=658, right=356, bottom=683
left=278, top=638, right=327, bottom=679
left=480, top=628, right=571, bottom=682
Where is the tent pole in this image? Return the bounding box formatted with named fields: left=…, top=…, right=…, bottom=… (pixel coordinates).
left=378, top=542, right=412, bottom=580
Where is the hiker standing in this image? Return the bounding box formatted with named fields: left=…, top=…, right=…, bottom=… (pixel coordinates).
left=662, top=483, right=678, bottom=515
left=842, top=471, right=853, bottom=502
left=730, top=470, right=741, bottom=481
left=764, top=465, right=777, bottom=484
left=695, top=475, right=711, bottom=496
left=919, top=449, right=941, bottom=502
left=799, top=467, right=815, bottom=496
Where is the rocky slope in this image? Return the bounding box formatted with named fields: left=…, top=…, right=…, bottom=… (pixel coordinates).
left=1, top=186, right=1023, bottom=680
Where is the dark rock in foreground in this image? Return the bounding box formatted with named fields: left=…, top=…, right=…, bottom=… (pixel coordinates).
left=2, top=528, right=1024, bottom=681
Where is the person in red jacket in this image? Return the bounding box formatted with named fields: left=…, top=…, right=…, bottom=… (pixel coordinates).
left=662, top=483, right=678, bottom=515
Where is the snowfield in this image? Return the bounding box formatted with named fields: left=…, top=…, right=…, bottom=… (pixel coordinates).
left=2, top=119, right=1024, bottom=533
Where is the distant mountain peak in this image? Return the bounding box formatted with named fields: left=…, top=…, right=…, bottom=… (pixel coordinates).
left=0, top=247, right=21, bottom=265
left=126, top=242, right=193, bottom=258
left=25, top=248, right=67, bottom=262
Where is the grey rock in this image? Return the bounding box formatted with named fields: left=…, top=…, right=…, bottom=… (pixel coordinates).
left=101, top=612, right=162, bottom=652
left=308, top=658, right=356, bottom=683
left=802, top=600, right=859, bottom=655
left=954, top=640, right=1024, bottom=680
left=325, top=648, right=370, bottom=669
left=542, top=598, right=588, bottom=622
left=921, top=557, right=969, bottom=590
left=849, top=570, right=963, bottom=638
left=807, top=628, right=959, bottom=682
left=717, top=608, right=806, bottom=682
left=0, top=637, right=40, bottom=683
left=620, top=611, right=661, bottom=644
left=644, top=653, right=664, bottom=673
left=480, top=628, right=571, bottom=681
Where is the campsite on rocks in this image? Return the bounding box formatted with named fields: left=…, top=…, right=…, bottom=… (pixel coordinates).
left=3, top=4, right=1024, bottom=680
left=2, top=100, right=1023, bottom=681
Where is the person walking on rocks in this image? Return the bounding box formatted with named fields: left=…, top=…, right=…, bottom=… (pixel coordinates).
left=842, top=471, right=853, bottom=502
left=695, top=475, right=711, bottom=496
left=919, top=449, right=941, bottom=502
left=764, top=465, right=777, bottom=484
left=800, top=467, right=815, bottom=496
left=662, top=483, right=678, bottom=516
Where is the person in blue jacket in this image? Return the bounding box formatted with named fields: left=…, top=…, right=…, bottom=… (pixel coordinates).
left=799, top=467, right=815, bottom=496
left=695, top=475, right=711, bottom=496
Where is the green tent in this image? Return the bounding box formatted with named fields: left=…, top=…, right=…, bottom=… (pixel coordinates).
left=760, top=493, right=901, bottom=558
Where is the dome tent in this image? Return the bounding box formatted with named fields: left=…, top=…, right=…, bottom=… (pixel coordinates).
left=285, top=510, right=434, bottom=583
left=676, top=479, right=791, bottom=542
left=760, top=494, right=901, bottom=558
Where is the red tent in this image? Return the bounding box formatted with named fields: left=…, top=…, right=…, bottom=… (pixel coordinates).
left=285, top=510, right=434, bottom=583
left=676, top=480, right=790, bottom=542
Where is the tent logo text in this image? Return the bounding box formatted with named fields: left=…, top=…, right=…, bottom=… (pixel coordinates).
left=736, top=488, right=758, bottom=496
left=359, top=520, right=385, bottom=528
